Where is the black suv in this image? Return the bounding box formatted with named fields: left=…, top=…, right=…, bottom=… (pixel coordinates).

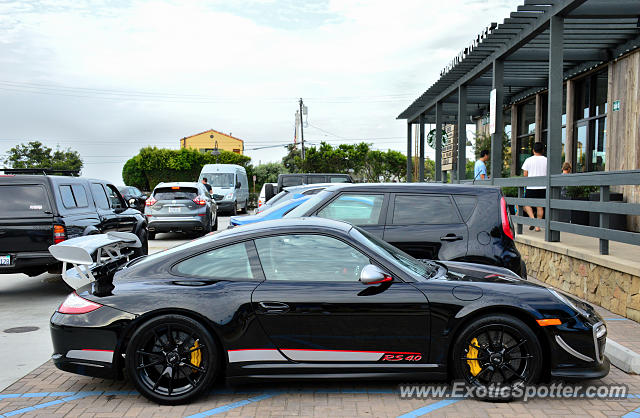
left=0, top=174, right=148, bottom=277
left=285, top=183, right=525, bottom=277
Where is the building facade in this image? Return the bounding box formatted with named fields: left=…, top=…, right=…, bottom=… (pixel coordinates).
left=180, top=129, right=244, bottom=155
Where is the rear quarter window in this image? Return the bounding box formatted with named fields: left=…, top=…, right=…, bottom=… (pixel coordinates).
left=59, top=184, right=89, bottom=209
left=0, top=185, right=51, bottom=216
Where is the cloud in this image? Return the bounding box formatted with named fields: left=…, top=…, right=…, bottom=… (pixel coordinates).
left=0, top=0, right=515, bottom=181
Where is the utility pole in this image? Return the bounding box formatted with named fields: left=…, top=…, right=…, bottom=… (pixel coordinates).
left=299, top=98, right=305, bottom=160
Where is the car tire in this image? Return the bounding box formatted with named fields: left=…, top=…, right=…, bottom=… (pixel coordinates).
left=519, top=260, right=528, bottom=280
left=125, top=314, right=219, bottom=405
left=212, top=213, right=218, bottom=231
left=133, top=229, right=149, bottom=257
left=451, top=314, right=542, bottom=399
left=148, top=231, right=156, bottom=240
left=231, top=201, right=237, bottom=216
left=244, top=199, right=249, bottom=214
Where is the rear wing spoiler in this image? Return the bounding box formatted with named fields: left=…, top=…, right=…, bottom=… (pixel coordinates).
left=48, top=232, right=141, bottom=290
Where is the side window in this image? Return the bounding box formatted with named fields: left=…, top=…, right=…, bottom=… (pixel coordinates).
left=255, top=234, right=370, bottom=282
left=72, top=184, right=89, bottom=207
left=453, top=195, right=478, bottom=222
left=317, top=193, right=384, bottom=225
left=392, top=195, right=461, bottom=225
left=282, top=176, right=303, bottom=187
left=105, top=185, right=124, bottom=209
left=330, top=176, right=349, bottom=183
left=174, top=242, right=254, bottom=279
left=59, top=185, right=76, bottom=208
left=307, top=175, right=325, bottom=184
left=91, top=183, right=110, bottom=210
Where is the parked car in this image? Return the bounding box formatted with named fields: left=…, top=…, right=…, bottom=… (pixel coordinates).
left=118, top=186, right=147, bottom=212
left=285, top=183, right=526, bottom=277
left=0, top=174, right=148, bottom=276
left=145, top=182, right=217, bottom=239
left=50, top=217, right=608, bottom=405
left=264, top=173, right=353, bottom=199
left=230, top=195, right=309, bottom=227
left=256, top=183, right=333, bottom=214
left=257, top=182, right=276, bottom=210
left=198, top=164, right=249, bottom=215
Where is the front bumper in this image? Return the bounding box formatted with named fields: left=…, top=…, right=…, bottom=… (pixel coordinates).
left=216, top=201, right=235, bottom=212
left=50, top=305, right=135, bottom=380
left=147, top=217, right=207, bottom=233
left=550, top=356, right=610, bottom=379
left=0, top=251, right=58, bottom=275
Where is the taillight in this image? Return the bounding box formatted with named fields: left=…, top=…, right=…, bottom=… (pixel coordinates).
left=58, top=292, right=103, bottom=314
left=53, top=224, right=66, bottom=244
left=500, top=197, right=515, bottom=240
left=193, top=196, right=207, bottom=205
left=145, top=196, right=157, bottom=206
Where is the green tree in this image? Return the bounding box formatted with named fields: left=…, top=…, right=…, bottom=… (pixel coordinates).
left=282, top=144, right=302, bottom=173
left=3, top=141, right=83, bottom=173
left=122, top=156, right=149, bottom=191
left=474, top=132, right=511, bottom=177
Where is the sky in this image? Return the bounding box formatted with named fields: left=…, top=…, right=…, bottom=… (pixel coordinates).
left=0, top=0, right=515, bottom=184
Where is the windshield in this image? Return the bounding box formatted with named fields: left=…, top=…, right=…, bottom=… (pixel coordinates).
left=350, top=226, right=438, bottom=280
left=266, top=190, right=289, bottom=206
left=204, top=173, right=234, bottom=188
left=260, top=196, right=308, bottom=216
left=284, top=190, right=332, bottom=218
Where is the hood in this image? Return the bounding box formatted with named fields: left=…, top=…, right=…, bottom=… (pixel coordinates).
left=436, top=260, right=543, bottom=287
left=230, top=214, right=260, bottom=226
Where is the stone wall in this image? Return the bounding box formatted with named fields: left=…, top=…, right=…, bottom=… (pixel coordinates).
left=516, top=241, right=640, bottom=322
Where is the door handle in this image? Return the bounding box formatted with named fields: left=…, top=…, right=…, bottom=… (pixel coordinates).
left=258, top=301, right=290, bottom=313
left=440, top=234, right=463, bottom=241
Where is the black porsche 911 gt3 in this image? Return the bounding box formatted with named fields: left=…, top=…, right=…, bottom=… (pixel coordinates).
left=50, top=217, right=609, bottom=405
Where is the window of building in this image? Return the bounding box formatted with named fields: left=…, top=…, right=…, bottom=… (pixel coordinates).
left=573, top=68, right=608, bottom=172
left=515, top=99, right=536, bottom=175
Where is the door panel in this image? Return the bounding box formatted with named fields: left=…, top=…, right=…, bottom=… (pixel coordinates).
left=251, top=233, right=430, bottom=363
left=383, top=193, right=468, bottom=261
left=90, top=183, right=119, bottom=233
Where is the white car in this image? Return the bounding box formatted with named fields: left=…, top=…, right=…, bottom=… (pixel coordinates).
left=258, top=182, right=277, bottom=210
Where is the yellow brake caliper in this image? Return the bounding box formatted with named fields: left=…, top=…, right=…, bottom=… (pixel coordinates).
left=190, top=340, right=201, bottom=370
left=467, top=338, right=482, bottom=376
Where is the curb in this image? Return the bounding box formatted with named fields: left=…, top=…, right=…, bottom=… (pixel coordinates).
left=606, top=339, right=640, bottom=374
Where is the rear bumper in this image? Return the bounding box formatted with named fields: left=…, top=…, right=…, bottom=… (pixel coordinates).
left=0, top=251, right=58, bottom=275
left=50, top=307, right=134, bottom=380
left=148, top=217, right=207, bottom=233
left=216, top=201, right=235, bottom=211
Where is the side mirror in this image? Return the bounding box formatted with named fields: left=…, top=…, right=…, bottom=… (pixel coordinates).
left=359, top=264, right=393, bottom=285
left=236, top=181, right=241, bottom=189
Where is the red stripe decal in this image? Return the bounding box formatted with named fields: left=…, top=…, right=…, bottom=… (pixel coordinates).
left=81, top=349, right=114, bottom=352
left=229, top=348, right=420, bottom=355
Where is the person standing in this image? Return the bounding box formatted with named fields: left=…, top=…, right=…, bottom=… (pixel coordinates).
left=201, top=177, right=212, bottom=194
left=474, top=150, right=489, bottom=180
left=522, top=142, right=547, bottom=231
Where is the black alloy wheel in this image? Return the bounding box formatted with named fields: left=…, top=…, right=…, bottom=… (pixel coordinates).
left=125, top=314, right=218, bottom=405
left=452, top=315, right=542, bottom=397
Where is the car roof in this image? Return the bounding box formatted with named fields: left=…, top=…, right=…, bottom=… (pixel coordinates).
left=322, top=182, right=500, bottom=194
left=154, top=182, right=201, bottom=189
left=213, top=217, right=353, bottom=240
left=283, top=183, right=336, bottom=192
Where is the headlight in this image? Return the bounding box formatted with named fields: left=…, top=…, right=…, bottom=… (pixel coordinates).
left=548, top=288, right=590, bottom=317
left=595, top=323, right=607, bottom=339
left=225, top=192, right=234, bottom=200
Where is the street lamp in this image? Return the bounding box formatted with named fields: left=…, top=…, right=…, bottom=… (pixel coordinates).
left=210, top=135, right=220, bottom=163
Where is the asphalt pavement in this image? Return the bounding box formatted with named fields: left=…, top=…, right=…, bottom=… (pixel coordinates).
left=0, top=216, right=231, bottom=391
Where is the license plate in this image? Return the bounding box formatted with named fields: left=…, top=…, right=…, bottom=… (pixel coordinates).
left=168, top=207, right=181, bottom=213
left=0, top=255, right=11, bottom=266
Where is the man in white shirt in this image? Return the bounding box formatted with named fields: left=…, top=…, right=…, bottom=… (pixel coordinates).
left=522, top=142, right=547, bottom=232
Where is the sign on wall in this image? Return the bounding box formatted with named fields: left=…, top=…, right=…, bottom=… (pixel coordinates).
left=613, top=100, right=621, bottom=112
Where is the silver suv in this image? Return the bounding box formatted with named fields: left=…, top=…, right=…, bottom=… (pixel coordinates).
left=145, top=182, right=217, bottom=239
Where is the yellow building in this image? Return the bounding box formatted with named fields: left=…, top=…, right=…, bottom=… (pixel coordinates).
left=179, top=129, right=244, bottom=155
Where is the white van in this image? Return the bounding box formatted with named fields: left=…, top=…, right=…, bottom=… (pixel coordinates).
left=199, top=164, right=249, bottom=215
